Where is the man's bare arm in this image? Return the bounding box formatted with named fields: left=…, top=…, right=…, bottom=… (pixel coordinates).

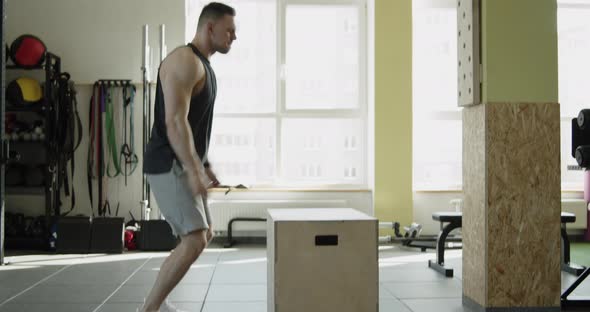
left=161, top=49, right=206, bottom=179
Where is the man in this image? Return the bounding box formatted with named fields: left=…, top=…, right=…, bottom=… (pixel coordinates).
left=140, top=3, right=236, bottom=311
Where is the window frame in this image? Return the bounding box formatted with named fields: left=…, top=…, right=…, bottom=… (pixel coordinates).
left=189, top=0, right=369, bottom=188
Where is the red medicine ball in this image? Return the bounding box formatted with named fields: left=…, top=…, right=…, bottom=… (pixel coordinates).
left=10, top=35, right=47, bottom=68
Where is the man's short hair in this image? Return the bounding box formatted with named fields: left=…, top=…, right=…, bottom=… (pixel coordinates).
left=197, top=2, right=236, bottom=30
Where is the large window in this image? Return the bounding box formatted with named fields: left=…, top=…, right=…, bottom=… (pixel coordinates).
left=413, top=0, right=588, bottom=192
left=185, top=0, right=367, bottom=188
left=558, top=0, right=590, bottom=191
left=412, top=0, right=462, bottom=191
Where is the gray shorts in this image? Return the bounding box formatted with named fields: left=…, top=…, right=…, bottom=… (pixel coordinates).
left=146, top=160, right=211, bottom=236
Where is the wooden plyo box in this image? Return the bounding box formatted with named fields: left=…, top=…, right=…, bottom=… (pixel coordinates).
left=267, top=208, right=378, bottom=312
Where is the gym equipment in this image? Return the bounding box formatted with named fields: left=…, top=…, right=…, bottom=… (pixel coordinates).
left=55, top=73, right=83, bottom=217
left=379, top=220, right=462, bottom=252
left=90, top=217, right=125, bottom=253
left=136, top=220, right=177, bottom=251
left=140, top=24, right=153, bottom=222
left=268, top=208, right=378, bottom=312
left=25, top=165, right=45, bottom=186
left=6, top=77, right=43, bottom=105
left=9, top=34, right=46, bottom=68
left=563, top=109, right=590, bottom=309
left=56, top=216, right=92, bottom=254
left=120, top=83, right=138, bottom=185
left=578, top=109, right=590, bottom=130
left=5, top=164, right=26, bottom=186
left=426, top=212, right=583, bottom=279
left=87, top=80, right=132, bottom=219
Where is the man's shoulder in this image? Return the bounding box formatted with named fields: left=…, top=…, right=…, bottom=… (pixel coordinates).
left=166, top=46, right=201, bottom=67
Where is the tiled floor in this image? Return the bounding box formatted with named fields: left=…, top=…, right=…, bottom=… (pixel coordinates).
left=0, top=244, right=588, bottom=312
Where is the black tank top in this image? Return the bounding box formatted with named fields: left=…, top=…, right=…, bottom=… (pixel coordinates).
left=143, top=43, right=217, bottom=174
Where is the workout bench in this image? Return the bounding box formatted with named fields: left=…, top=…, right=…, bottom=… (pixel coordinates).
left=428, top=211, right=583, bottom=278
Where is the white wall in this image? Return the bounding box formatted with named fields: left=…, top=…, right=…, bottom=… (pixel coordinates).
left=6, top=0, right=185, bottom=83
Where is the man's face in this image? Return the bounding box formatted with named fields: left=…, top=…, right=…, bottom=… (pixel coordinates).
left=210, top=15, right=237, bottom=54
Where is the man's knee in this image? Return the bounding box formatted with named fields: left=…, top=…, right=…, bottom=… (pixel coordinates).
left=180, top=229, right=208, bottom=259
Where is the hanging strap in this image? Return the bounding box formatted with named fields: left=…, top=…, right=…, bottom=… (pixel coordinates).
left=105, top=85, right=121, bottom=178
left=120, top=83, right=138, bottom=185
left=87, top=83, right=99, bottom=217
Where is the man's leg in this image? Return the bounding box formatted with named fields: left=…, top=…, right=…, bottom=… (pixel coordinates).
left=141, top=229, right=208, bottom=312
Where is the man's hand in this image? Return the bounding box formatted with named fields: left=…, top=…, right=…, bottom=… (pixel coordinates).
left=205, top=167, right=220, bottom=188
left=187, top=170, right=209, bottom=198
left=206, top=225, right=214, bottom=242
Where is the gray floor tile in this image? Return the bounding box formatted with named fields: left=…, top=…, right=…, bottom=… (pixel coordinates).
left=0, top=303, right=97, bottom=312
left=10, top=284, right=116, bottom=304
left=379, top=298, right=412, bottom=312
left=383, top=279, right=462, bottom=299
left=0, top=283, right=37, bottom=303
left=101, top=285, right=151, bottom=303
left=169, top=284, right=210, bottom=302
left=107, top=284, right=208, bottom=303
left=379, top=284, right=396, bottom=299
left=402, top=298, right=466, bottom=312
left=202, top=301, right=266, bottom=312
left=98, top=301, right=203, bottom=312
left=126, top=266, right=215, bottom=285
left=95, top=302, right=143, bottom=312
left=141, top=254, right=218, bottom=271
left=0, top=267, right=67, bottom=285
left=217, top=248, right=267, bottom=262
left=380, top=266, right=451, bottom=283
left=205, top=284, right=266, bottom=302
left=43, top=268, right=130, bottom=285
left=211, top=262, right=266, bottom=284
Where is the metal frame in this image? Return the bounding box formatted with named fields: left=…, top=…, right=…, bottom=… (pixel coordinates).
left=427, top=213, right=462, bottom=277
left=1, top=0, right=5, bottom=265
left=562, top=267, right=590, bottom=309
left=224, top=217, right=266, bottom=248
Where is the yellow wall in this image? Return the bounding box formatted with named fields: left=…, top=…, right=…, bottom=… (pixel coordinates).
left=482, top=0, right=558, bottom=103
left=374, top=0, right=413, bottom=227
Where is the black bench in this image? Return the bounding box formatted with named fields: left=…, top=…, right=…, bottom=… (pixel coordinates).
left=428, top=211, right=583, bottom=278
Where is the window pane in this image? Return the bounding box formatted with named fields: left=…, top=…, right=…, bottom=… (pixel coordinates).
left=412, top=2, right=461, bottom=190
left=207, top=118, right=276, bottom=185
left=280, top=118, right=364, bottom=185
left=413, top=120, right=463, bottom=190
left=285, top=5, right=359, bottom=110
left=558, top=6, right=590, bottom=118
left=186, top=0, right=277, bottom=113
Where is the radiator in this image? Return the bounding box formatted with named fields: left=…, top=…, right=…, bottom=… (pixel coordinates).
left=207, top=199, right=350, bottom=235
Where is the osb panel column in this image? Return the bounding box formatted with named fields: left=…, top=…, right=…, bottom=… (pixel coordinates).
left=463, top=102, right=561, bottom=311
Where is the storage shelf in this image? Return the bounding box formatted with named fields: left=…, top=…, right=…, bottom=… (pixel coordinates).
left=6, top=186, right=46, bottom=195
left=6, top=64, right=44, bottom=70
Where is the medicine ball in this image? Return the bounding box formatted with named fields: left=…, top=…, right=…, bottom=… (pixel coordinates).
left=6, top=77, right=43, bottom=105
left=9, top=34, right=46, bottom=68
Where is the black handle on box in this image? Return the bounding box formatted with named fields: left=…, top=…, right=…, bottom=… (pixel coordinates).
left=315, top=235, right=338, bottom=246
